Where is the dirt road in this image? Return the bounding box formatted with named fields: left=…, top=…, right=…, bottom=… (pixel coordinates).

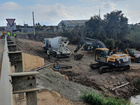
left=17, top=38, right=140, bottom=100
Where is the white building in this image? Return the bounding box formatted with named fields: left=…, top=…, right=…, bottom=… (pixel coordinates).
left=58, top=20, right=88, bottom=31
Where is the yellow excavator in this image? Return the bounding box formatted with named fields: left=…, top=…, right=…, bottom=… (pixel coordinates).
left=113, top=43, right=140, bottom=63
left=125, top=48, right=140, bottom=63
left=74, top=37, right=131, bottom=74
left=90, top=48, right=131, bottom=74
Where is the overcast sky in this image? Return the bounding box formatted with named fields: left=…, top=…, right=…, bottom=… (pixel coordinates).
left=0, top=0, right=140, bottom=26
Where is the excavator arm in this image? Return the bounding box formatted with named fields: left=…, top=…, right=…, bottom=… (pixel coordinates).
left=74, top=37, right=106, bottom=53
left=74, top=37, right=106, bottom=60
left=74, top=41, right=85, bottom=53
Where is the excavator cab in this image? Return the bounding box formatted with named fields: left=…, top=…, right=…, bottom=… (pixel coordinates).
left=95, top=48, right=109, bottom=63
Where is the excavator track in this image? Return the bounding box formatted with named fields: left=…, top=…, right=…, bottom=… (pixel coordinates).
left=90, top=63, right=100, bottom=69
left=99, top=65, right=130, bottom=74
left=90, top=63, right=130, bottom=74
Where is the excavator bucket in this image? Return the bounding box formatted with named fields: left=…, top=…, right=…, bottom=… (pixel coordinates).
left=74, top=54, right=84, bottom=60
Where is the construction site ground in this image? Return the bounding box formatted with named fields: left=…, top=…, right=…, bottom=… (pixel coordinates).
left=16, top=38, right=140, bottom=104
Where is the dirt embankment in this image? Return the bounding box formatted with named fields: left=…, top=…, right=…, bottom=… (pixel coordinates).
left=36, top=68, right=97, bottom=101
left=15, top=90, right=88, bottom=105
left=15, top=68, right=90, bottom=105
left=16, top=38, right=140, bottom=100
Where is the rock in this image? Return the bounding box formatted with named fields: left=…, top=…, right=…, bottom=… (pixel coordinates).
left=62, top=74, right=69, bottom=80
left=104, top=85, right=108, bottom=89
left=117, top=81, right=121, bottom=85
left=111, top=76, right=115, bottom=79
left=114, top=90, right=120, bottom=96
left=51, top=91, right=61, bottom=98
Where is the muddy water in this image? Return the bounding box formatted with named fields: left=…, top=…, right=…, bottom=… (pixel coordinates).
left=131, top=95, right=140, bottom=105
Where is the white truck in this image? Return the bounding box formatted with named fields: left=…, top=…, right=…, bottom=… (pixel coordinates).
left=43, top=36, right=71, bottom=58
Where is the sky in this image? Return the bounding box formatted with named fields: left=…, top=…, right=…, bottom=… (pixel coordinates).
left=0, top=0, right=140, bottom=26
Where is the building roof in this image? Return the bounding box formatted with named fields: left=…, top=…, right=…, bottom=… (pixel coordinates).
left=59, top=20, right=88, bottom=26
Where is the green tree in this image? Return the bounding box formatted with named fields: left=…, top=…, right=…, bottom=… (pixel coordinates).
left=126, top=24, right=140, bottom=49
left=105, top=38, right=115, bottom=50
left=35, top=23, right=43, bottom=31
left=104, top=10, right=129, bottom=40
left=85, top=15, right=106, bottom=41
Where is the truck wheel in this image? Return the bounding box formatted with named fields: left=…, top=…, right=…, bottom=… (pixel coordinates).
left=52, top=52, right=55, bottom=57
left=45, top=49, right=47, bottom=54
left=54, top=52, right=58, bottom=58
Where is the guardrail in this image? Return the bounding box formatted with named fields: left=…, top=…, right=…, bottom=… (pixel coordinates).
left=0, top=36, right=38, bottom=105
left=0, top=36, right=14, bottom=105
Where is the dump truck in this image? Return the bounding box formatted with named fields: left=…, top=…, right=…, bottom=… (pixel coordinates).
left=43, top=36, right=71, bottom=58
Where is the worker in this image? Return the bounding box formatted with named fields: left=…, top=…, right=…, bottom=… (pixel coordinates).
left=7, top=32, right=10, bottom=37
left=47, top=49, right=50, bottom=59
left=0, top=32, right=2, bottom=39
left=53, top=62, right=61, bottom=69
left=1, top=31, right=5, bottom=39
left=14, top=33, right=17, bottom=38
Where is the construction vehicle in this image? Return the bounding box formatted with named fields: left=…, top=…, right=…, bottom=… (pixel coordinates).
left=74, top=37, right=106, bottom=52
left=124, top=49, right=140, bottom=63
left=74, top=37, right=106, bottom=60
left=43, top=36, right=71, bottom=58
left=74, top=37, right=131, bottom=73
left=113, top=43, right=140, bottom=63
left=90, top=48, right=131, bottom=74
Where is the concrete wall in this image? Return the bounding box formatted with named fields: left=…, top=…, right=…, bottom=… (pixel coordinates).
left=22, top=53, right=44, bottom=71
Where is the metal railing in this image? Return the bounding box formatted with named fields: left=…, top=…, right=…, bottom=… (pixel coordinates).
left=0, top=36, right=13, bottom=105
left=0, top=36, right=38, bottom=105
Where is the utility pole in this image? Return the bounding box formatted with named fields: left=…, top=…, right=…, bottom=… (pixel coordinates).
left=32, top=11, right=36, bottom=39
left=99, top=9, right=100, bottom=18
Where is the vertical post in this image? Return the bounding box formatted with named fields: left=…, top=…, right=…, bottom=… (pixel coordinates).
left=15, top=61, right=23, bottom=72
left=9, top=52, right=24, bottom=100
left=26, top=91, right=37, bottom=105
left=99, top=9, right=100, bottom=18
left=11, top=27, right=12, bottom=37
left=14, top=53, right=24, bottom=100
left=11, top=72, right=38, bottom=105
left=32, top=11, right=36, bottom=38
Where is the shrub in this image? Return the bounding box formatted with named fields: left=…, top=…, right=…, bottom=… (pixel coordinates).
left=134, top=79, right=140, bottom=90
left=81, top=92, right=128, bottom=105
